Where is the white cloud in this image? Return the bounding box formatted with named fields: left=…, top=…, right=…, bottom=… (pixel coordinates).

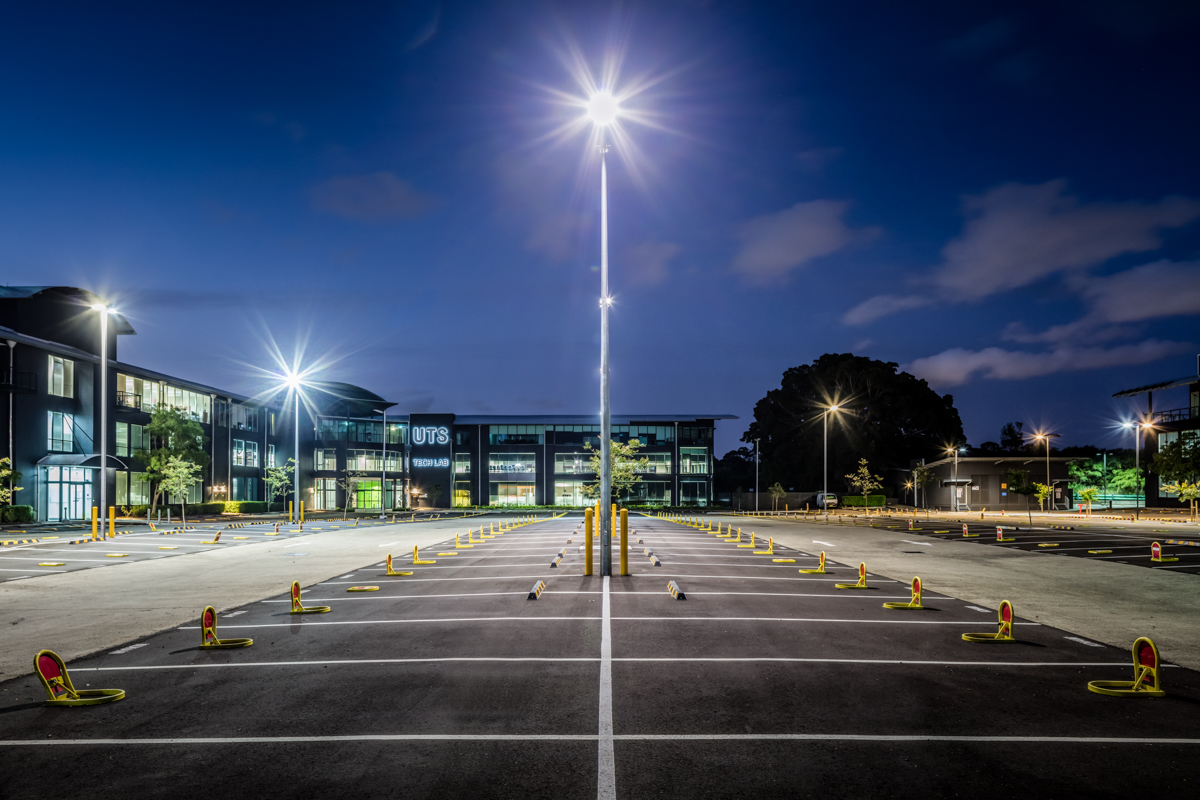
left=624, top=242, right=680, bottom=286
left=843, top=294, right=932, bottom=325
left=904, top=339, right=1189, bottom=388
left=733, top=200, right=879, bottom=283
left=935, top=179, right=1200, bottom=299
left=310, top=172, right=433, bottom=222
left=1080, top=259, right=1200, bottom=324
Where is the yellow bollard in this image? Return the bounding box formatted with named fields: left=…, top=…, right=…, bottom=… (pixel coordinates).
left=620, top=507, right=628, bottom=576
left=109, top=507, right=116, bottom=538
left=92, top=506, right=98, bottom=541
left=584, top=507, right=594, bottom=576
left=288, top=501, right=293, bottom=524
left=300, top=501, right=304, bottom=524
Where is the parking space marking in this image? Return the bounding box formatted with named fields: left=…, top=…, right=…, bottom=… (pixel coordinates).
left=178, top=616, right=600, bottom=629
left=70, top=657, right=602, bottom=672
left=598, top=575, right=615, bottom=800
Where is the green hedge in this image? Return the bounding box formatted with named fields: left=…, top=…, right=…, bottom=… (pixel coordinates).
left=2, top=505, right=34, bottom=523
left=841, top=495, right=887, bottom=507
left=223, top=501, right=268, bottom=514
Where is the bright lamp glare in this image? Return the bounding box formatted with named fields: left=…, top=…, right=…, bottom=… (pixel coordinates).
left=586, top=92, right=619, bottom=126
left=284, top=373, right=301, bottom=390
left=829, top=405, right=839, bottom=411
left=90, top=303, right=107, bottom=312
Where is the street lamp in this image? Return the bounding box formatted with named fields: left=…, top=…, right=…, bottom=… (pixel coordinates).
left=754, top=438, right=760, bottom=512
left=946, top=445, right=967, bottom=511
left=822, top=406, right=840, bottom=509
left=1032, top=432, right=1061, bottom=511
left=1122, top=421, right=1153, bottom=516
left=587, top=90, right=620, bottom=576
left=90, top=303, right=117, bottom=526
left=283, top=372, right=302, bottom=517
left=905, top=480, right=913, bottom=506
left=374, top=408, right=388, bottom=518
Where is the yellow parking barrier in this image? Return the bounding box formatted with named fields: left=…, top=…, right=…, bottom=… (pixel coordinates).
left=996, top=526, right=1015, bottom=542
left=962, top=600, right=1016, bottom=642
left=962, top=524, right=977, bottom=538
left=737, top=533, right=756, bottom=548
left=668, top=580, right=686, bottom=600
left=1150, top=542, right=1178, bottom=563
left=106, top=553, right=128, bottom=558
left=436, top=552, right=458, bottom=556
left=35, top=650, right=125, bottom=707
left=753, top=537, right=774, bottom=555
left=1087, top=637, right=1166, bottom=698
left=39, top=561, right=66, bottom=566
left=882, top=576, right=927, bottom=610
left=385, top=554, right=412, bottom=576
left=289, top=581, right=331, bottom=614
left=456, top=533, right=472, bottom=548
left=584, top=507, right=594, bottom=576
left=528, top=580, right=546, bottom=600
left=773, top=558, right=795, bottom=562
left=347, top=586, right=379, bottom=592
left=201, top=531, right=223, bottom=545
left=109, top=507, right=115, bottom=539
left=1038, top=543, right=1059, bottom=548
left=835, top=562, right=870, bottom=589
left=200, top=606, right=253, bottom=648
left=412, top=546, right=436, bottom=564
left=799, top=551, right=828, bottom=574
left=1088, top=549, right=1113, bottom=554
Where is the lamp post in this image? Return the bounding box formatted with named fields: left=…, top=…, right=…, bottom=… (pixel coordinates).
left=587, top=91, right=619, bottom=577
left=283, top=374, right=302, bottom=517
left=754, top=438, right=759, bottom=511
left=1123, top=421, right=1151, bottom=516
left=90, top=304, right=114, bottom=526
left=374, top=408, right=387, bottom=518
left=823, top=406, right=840, bottom=509
left=1033, top=432, right=1061, bottom=511
left=946, top=446, right=966, bottom=511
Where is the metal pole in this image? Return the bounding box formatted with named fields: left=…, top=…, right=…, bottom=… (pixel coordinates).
left=7, top=340, right=14, bottom=498
left=755, top=438, right=759, bottom=511
left=823, top=411, right=828, bottom=509
left=1046, top=439, right=1051, bottom=510
left=952, top=449, right=958, bottom=512
left=98, top=310, right=108, bottom=527
left=599, top=144, right=612, bottom=577
left=293, top=392, right=300, bottom=516
left=379, top=409, right=387, bottom=518
left=1134, top=426, right=1140, bottom=515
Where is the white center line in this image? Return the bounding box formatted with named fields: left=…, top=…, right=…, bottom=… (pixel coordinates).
left=598, top=575, right=615, bottom=800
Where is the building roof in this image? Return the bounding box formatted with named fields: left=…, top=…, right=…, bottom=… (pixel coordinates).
left=451, top=414, right=738, bottom=425
left=37, top=454, right=128, bottom=469
left=307, top=381, right=397, bottom=417
left=1112, top=374, right=1199, bottom=398
left=0, top=286, right=136, bottom=335
left=923, top=455, right=1084, bottom=468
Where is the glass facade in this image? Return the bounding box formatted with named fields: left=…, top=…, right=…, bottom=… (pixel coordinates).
left=637, top=453, right=672, bottom=474
left=48, top=411, right=73, bottom=452
left=453, top=481, right=472, bottom=507
left=312, top=478, right=337, bottom=510
left=680, top=480, right=708, bottom=506
left=454, top=453, right=471, bottom=474
left=554, top=480, right=589, bottom=506
left=489, top=453, right=536, bottom=473
left=232, top=476, right=259, bottom=501
left=314, top=448, right=337, bottom=471
left=346, top=449, right=400, bottom=471
left=46, top=466, right=91, bottom=521
left=116, top=373, right=159, bottom=411
left=555, top=452, right=592, bottom=474
left=622, top=480, right=671, bottom=505
left=115, top=471, right=150, bottom=506
left=48, top=355, right=74, bottom=398
left=490, top=482, right=536, bottom=505
left=316, top=419, right=406, bottom=444
left=489, top=425, right=545, bottom=445
left=162, top=385, right=212, bottom=423
left=679, top=447, right=710, bottom=474
left=115, top=422, right=149, bottom=457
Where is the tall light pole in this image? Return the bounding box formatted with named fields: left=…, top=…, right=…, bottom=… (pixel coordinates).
left=374, top=408, right=387, bottom=518
left=822, top=406, right=840, bottom=508
left=90, top=304, right=113, bottom=525
left=946, top=446, right=966, bottom=511
left=754, top=438, right=760, bottom=511
left=1033, top=432, right=1061, bottom=510
left=1123, top=421, right=1151, bottom=515
left=587, top=91, right=619, bottom=577
left=284, top=374, right=301, bottom=516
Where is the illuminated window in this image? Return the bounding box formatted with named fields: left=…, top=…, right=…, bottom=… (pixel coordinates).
left=489, top=453, right=536, bottom=473
left=48, top=356, right=74, bottom=398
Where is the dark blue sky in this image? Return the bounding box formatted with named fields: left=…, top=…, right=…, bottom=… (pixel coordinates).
left=4, top=1, right=1199, bottom=456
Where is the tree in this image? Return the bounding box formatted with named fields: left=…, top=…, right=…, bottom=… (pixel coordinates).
left=743, top=354, right=964, bottom=493
left=159, top=457, right=203, bottom=524
left=135, top=407, right=210, bottom=515
left=264, top=458, right=294, bottom=512
left=768, top=482, right=786, bottom=511
left=429, top=483, right=444, bottom=507
left=845, top=458, right=883, bottom=509
left=1032, top=482, right=1051, bottom=512
left=582, top=439, right=650, bottom=505
left=714, top=447, right=756, bottom=496
left=911, top=463, right=935, bottom=509
left=0, top=457, right=23, bottom=506
left=1152, top=435, right=1200, bottom=485
left=1077, top=486, right=1099, bottom=517
left=1161, top=481, right=1200, bottom=521
left=337, top=470, right=366, bottom=519
left=999, top=422, right=1026, bottom=453
left=732, top=486, right=745, bottom=511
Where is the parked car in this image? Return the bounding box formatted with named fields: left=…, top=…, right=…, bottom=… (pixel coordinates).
left=815, top=493, right=838, bottom=509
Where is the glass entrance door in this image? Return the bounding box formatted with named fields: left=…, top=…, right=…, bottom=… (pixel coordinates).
left=46, top=467, right=94, bottom=521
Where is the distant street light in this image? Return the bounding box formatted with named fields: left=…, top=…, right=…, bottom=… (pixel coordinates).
left=823, top=406, right=841, bottom=509
left=754, top=438, right=760, bottom=512
left=1033, top=432, right=1061, bottom=510
left=374, top=408, right=388, bottom=518
left=90, top=303, right=117, bottom=525
left=282, top=371, right=302, bottom=515
left=1122, top=421, right=1153, bottom=517
left=946, top=445, right=967, bottom=511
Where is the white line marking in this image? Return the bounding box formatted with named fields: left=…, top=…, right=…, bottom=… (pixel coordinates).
left=900, top=540, right=933, bottom=546
left=180, top=617, right=599, bottom=629
left=965, top=606, right=991, bottom=613
left=223, top=610, right=247, bottom=618
left=610, top=617, right=1041, bottom=626
left=1064, top=636, right=1105, bottom=647
left=612, top=658, right=1120, bottom=666
left=72, top=657, right=601, bottom=672
left=108, top=643, right=149, bottom=655
left=7, top=732, right=1198, bottom=746
left=813, top=541, right=836, bottom=546
left=598, top=575, right=615, bottom=800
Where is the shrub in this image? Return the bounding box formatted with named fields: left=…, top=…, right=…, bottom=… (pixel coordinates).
left=3, top=505, right=34, bottom=523
left=841, top=495, right=887, bottom=507
left=224, top=501, right=268, bottom=514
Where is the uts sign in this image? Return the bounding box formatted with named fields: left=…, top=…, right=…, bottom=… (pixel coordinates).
left=412, top=426, right=449, bottom=445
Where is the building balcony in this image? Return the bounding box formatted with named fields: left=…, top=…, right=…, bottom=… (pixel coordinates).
left=1153, top=406, right=1200, bottom=431
left=116, top=391, right=142, bottom=410
left=0, top=369, right=36, bottom=394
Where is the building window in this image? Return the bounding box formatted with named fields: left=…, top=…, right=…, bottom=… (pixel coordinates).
left=679, top=447, right=710, bottom=474
left=115, top=422, right=150, bottom=457
left=554, top=480, right=589, bottom=506
left=232, top=439, right=245, bottom=466
left=637, top=453, right=672, bottom=474
left=229, top=405, right=258, bottom=431
left=623, top=480, right=671, bottom=505
left=488, top=425, right=544, bottom=445
left=169, top=481, right=203, bottom=505
left=490, top=482, right=536, bottom=506
left=454, top=453, right=471, bottom=474
left=355, top=480, right=382, bottom=510
left=314, top=448, right=337, bottom=471
left=680, top=426, right=713, bottom=445
left=116, top=471, right=151, bottom=506
left=489, top=453, right=536, bottom=473
left=348, top=449, right=386, bottom=471
left=245, top=441, right=259, bottom=468
left=680, top=480, right=708, bottom=506
left=48, top=412, right=74, bottom=452
left=232, top=477, right=259, bottom=501
left=453, top=481, right=472, bottom=507
left=554, top=453, right=591, bottom=474
left=268, top=444, right=276, bottom=468
left=454, top=429, right=471, bottom=446
left=547, top=426, right=600, bottom=446
left=116, top=373, right=159, bottom=411
left=46, top=466, right=92, bottom=521
left=48, top=356, right=74, bottom=398
left=160, top=385, right=212, bottom=424
left=312, top=478, right=337, bottom=511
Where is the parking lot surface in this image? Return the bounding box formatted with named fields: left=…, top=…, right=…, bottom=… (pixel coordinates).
left=1, top=513, right=1196, bottom=798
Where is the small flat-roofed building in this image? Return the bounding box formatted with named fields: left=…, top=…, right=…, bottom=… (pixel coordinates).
left=918, top=455, right=1082, bottom=512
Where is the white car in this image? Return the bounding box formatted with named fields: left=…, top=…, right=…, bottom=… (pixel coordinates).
left=815, top=493, right=838, bottom=509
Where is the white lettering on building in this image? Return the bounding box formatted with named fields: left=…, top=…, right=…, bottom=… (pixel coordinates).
left=412, top=426, right=449, bottom=445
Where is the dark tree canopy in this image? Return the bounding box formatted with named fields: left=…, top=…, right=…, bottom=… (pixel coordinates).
left=741, top=354, right=964, bottom=492
left=713, top=446, right=756, bottom=495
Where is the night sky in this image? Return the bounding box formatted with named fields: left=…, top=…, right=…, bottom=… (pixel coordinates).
left=3, top=1, right=1199, bottom=457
